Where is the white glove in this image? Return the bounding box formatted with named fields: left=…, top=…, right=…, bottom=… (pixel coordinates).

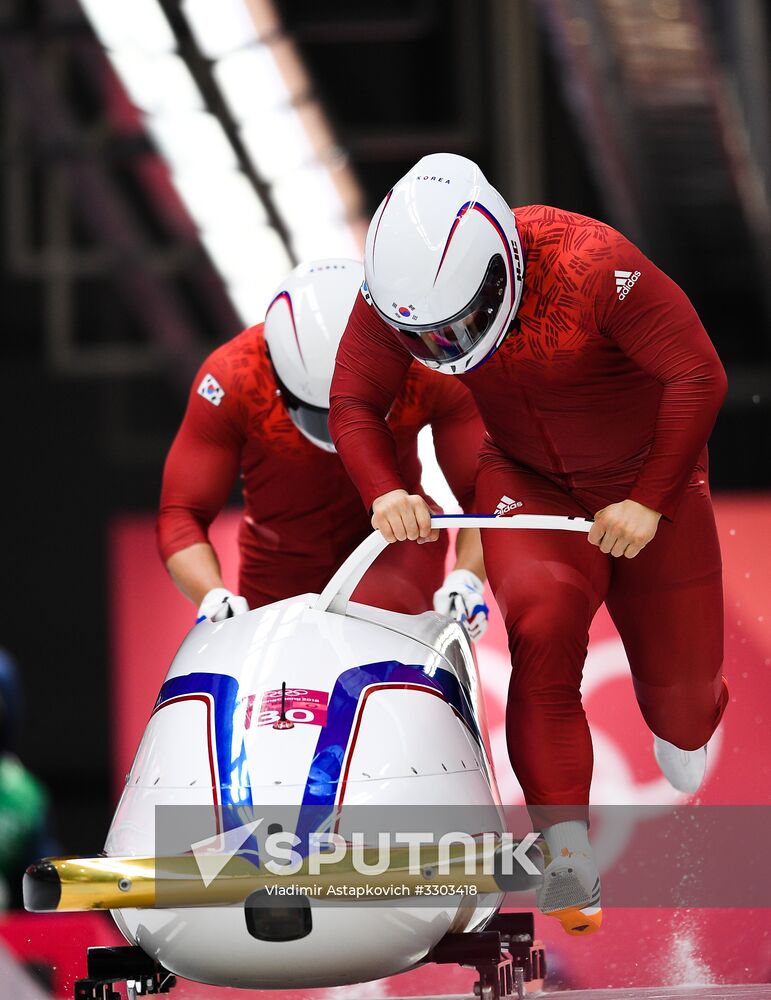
left=197, top=587, right=249, bottom=623
left=433, top=569, right=489, bottom=641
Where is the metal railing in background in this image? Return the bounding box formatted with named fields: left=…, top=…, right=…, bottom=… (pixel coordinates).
left=0, top=0, right=367, bottom=389
left=1, top=28, right=220, bottom=383
left=80, top=0, right=366, bottom=329
left=533, top=0, right=771, bottom=408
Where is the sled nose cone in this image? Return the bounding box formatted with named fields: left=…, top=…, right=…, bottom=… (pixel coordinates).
left=24, top=859, right=62, bottom=912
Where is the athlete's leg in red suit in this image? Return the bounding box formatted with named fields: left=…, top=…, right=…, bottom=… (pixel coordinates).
left=602, top=480, right=727, bottom=751
left=351, top=534, right=449, bottom=614
left=476, top=454, right=610, bottom=807
left=476, top=450, right=726, bottom=809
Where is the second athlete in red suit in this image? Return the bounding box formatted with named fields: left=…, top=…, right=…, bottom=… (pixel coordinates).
left=158, top=259, right=489, bottom=635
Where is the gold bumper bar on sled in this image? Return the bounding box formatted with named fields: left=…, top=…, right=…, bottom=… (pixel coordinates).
left=24, top=839, right=543, bottom=912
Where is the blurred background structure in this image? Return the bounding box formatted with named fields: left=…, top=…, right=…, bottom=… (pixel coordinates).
left=2, top=0, right=770, bottom=869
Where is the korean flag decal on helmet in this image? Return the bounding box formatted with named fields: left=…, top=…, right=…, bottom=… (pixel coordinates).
left=360, top=280, right=373, bottom=307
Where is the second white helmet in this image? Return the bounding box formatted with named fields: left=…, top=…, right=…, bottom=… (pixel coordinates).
left=264, top=258, right=363, bottom=451
left=364, top=153, right=525, bottom=374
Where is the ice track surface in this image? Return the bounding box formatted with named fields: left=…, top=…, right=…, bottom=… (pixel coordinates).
left=140, top=988, right=771, bottom=1000
left=543, top=988, right=771, bottom=1000
left=416, top=983, right=771, bottom=1000
left=404, top=990, right=771, bottom=1000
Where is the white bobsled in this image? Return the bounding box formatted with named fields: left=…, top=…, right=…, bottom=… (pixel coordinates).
left=25, top=515, right=592, bottom=992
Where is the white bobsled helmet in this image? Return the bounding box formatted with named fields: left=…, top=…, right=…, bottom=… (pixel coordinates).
left=264, top=258, right=363, bottom=451
left=364, top=152, right=525, bottom=374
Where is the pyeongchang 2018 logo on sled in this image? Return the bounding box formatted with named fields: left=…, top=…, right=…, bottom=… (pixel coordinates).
left=615, top=270, right=641, bottom=300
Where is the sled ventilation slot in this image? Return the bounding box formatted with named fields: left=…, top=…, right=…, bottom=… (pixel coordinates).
left=244, top=889, right=312, bottom=942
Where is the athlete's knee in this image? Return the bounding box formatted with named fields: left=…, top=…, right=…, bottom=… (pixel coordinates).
left=507, top=597, right=590, bottom=665
left=653, top=703, right=727, bottom=750
left=638, top=678, right=728, bottom=750
left=504, top=606, right=589, bottom=707
left=648, top=721, right=712, bottom=752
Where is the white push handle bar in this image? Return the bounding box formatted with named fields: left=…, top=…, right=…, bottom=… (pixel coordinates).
left=313, top=513, right=593, bottom=615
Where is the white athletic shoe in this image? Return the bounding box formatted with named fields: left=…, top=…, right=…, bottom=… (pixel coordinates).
left=536, top=851, right=602, bottom=936
left=653, top=735, right=707, bottom=794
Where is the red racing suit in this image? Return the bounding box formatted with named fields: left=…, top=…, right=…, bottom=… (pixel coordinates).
left=158, top=322, right=483, bottom=613
left=330, top=205, right=729, bottom=808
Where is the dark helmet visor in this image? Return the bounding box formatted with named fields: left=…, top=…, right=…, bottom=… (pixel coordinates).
left=387, top=254, right=507, bottom=365
left=270, top=361, right=334, bottom=451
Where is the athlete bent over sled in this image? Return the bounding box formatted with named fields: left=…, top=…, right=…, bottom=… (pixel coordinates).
left=329, top=155, right=729, bottom=936
left=158, top=258, right=489, bottom=637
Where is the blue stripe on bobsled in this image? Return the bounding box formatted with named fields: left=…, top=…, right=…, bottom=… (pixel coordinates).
left=295, top=660, right=483, bottom=850
left=154, top=659, right=483, bottom=863
left=155, top=673, right=255, bottom=846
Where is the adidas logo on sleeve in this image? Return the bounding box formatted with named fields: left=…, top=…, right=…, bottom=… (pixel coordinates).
left=615, top=269, right=641, bottom=300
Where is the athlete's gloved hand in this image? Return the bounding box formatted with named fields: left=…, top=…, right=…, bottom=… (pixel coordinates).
left=433, top=570, right=489, bottom=641
left=197, top=587, right=249, bottom=623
